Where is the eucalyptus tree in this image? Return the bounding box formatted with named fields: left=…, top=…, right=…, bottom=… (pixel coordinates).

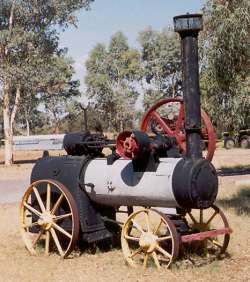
left=201, top=0, right=250, bottom=133
left=138, top=28, right=181, bottom=110
left=85, top=32, right=141, bottom=132
left=40, top=55, right=80, bottom=134
left=0, top=0, right=93, bottom=165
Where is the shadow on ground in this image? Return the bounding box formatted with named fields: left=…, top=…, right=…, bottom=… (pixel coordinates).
left=0, top=159, right=37, bottom=165
left=218, top=187, right=250, bottom=215
left=217, top=166, right=250, bottom=176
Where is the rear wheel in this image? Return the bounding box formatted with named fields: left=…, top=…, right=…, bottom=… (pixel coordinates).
left=20, top=179, right=79, bottom=258
left=240, top=135, right=250, bottom=149
left=224, top=137, right=235, bottom=150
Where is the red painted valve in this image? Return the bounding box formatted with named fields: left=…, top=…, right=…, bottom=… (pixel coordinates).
left=140, top=98, right=216, bottom=161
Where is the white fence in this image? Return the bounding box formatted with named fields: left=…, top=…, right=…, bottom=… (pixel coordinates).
left=13, top=134, right=65, bottom=150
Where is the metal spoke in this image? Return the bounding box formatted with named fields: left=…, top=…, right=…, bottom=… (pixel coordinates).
left=131, top=219, right=145, bottom=234
left=156, top=245, right=172, bottom=259
left=124, top=235, right=140, bottom=242
left=206, top=210, right=218, bottom=225
left=143, top=253, right=149, bottom=269
left=33, top=186, right=46, bottom=212
left=45, top=231, right=50, bottom=255
left=208, top=238, right=223, bottom=249
left=52, top=222, right=72, bottom=239
left=24, top=202, right=42, bottom=217
left=152, top=251, right=161, bottom=269
left=153, top=219, right=163, bottom=235
left=188, top=212, right=197, bottom=224
left=54, top=213, right=72, bottom=222
left=32, top=230, right=44, bottom=247
left=174, top=103, right=184, bottom=133
left=51, top=194, right=64, bottom=215
left=50, top=227, right=64, bottom=256
left=144, top=211, right=151, bottom=232
left=46, top=183, right=51, bottom=211
left=129, top=247, right=142, bottom=259
left=200, top=209, right=203, bottom=224
left=157, top=235, right=172, bottom=242
left=151, top=111, right=173, bottom=135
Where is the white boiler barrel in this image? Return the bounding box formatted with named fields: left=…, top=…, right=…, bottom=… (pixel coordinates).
left=84, top=158, right=182, bottom=208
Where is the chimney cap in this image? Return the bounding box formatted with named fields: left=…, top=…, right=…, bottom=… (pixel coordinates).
left=173, top=14, right=203, bottom=33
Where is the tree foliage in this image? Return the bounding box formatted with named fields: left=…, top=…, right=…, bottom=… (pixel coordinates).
left=0, top=0, right=93, bottom=164
left=85, top=32, right=141, bottom=131
left=201, top=0, right=250, bottom=133
left=138, top=28, right=181, bottom=110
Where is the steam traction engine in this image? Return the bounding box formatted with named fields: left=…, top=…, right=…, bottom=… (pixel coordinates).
left=20, top=14, right=232, bottom=269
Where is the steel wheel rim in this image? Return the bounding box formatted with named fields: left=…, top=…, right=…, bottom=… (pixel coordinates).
left=20, top=179, right=79, bottom=258
left=121, top=208, right=179, bottom=269
left=186, top=205, right=230, bottom=255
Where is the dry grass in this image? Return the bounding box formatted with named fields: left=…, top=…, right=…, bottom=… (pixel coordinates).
left=0, top=180, right=250, bottom=281
left=0, top=148, right=250, bottom=281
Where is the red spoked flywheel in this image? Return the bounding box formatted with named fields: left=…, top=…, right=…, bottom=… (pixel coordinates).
left=140, top=98, right=216, bottom=161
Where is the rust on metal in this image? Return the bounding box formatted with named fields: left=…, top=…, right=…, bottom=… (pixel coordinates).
left=181, top=227, right=233, bottom=243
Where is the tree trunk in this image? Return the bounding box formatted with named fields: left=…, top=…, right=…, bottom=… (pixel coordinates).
left=3, top=82, right=13, bottom=165
left=26, top=119, right=30, bottom=136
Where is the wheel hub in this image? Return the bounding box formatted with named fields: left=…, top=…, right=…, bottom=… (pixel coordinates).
left=38, top=211, right=55, bottom=230
left=139, top=232, right=158, bottom=253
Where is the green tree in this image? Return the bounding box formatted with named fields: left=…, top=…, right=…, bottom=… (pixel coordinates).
left=39, top=55, right=80, bottom=134
left=85, top=32, right=141, bottom=132
left=138, top=28, right=181, bottom=110
left=0, top=0, right=93, bottom=165
left=201, top=0, right=250, bottom=133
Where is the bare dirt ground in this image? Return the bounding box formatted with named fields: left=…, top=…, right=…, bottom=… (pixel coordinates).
left=0, top=148, right=249, bottom=282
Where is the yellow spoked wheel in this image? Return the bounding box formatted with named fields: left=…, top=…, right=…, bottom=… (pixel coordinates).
left=121, top=208, right=179, bottom=269
left=185, top=205, right=230, bottom=255
left=20, top=179, right=79, bottom=258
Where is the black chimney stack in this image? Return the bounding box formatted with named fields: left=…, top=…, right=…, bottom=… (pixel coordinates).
left=174, top=14, right=203, bottom=161
left=172, top=14, right=218, bottom=209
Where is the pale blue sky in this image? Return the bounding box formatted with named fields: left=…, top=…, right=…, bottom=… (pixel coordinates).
left=59, top=0, right=206, bottom=91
